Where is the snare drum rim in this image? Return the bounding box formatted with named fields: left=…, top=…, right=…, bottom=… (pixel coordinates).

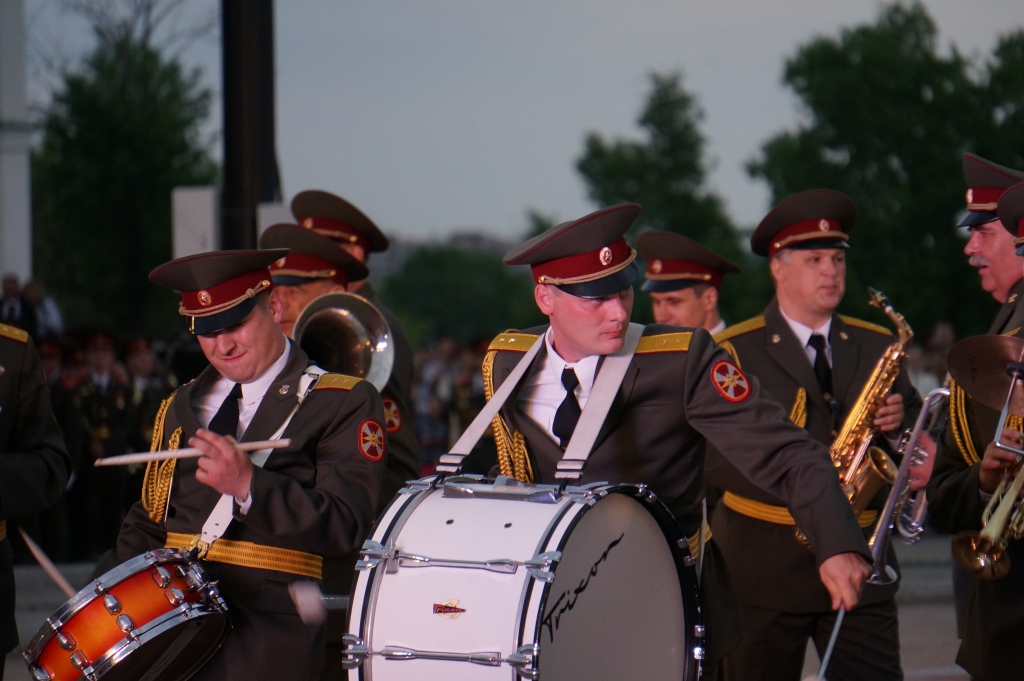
left=525, top=484, right=704, bottom=681
left=22, top=548, right=193, bottom=663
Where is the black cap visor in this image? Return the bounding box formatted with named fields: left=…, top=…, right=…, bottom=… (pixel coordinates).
left=642, top=278, right=705, bottom=293
left=191, top=296, right=260, bottom=335
left=556, top=262, right=639, bottom=298
left=958, top=210, right=999, bottom=228
left=272, top=274, right=329, bottom=287
left=783, top=238, right=850, bottom=252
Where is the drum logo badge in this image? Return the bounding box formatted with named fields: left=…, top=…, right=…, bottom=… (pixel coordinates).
left=358, top=419, right=386, bottom=461
left=382, top=398, right=402, bottom=433
left=710, top=360, right=750, bottom=403
left=433, top=600, right=466, bottom=619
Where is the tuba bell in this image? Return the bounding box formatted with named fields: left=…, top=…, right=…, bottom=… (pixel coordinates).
left=293, top=292, right=395, bottom=391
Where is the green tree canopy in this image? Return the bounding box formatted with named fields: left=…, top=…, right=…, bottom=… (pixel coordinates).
left=32, top=17, right=217, bottom=335
left=748, top=2, right=1024, bottom=337
left=576, top=72, right=770, bottom=324
left=380, top=247, right=545, bottom=346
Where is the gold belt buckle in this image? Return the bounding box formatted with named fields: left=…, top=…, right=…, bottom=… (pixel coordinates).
left=188, top=533, right=212, bottom=560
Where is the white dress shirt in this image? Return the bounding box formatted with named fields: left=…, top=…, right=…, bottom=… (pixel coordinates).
left=708, top=319, right=726, bottom=336
left=778, top=306, right=832, bottom=367
left=190, top=339, right=290, bottom=511
left=517, top=327, right=600, bottom=444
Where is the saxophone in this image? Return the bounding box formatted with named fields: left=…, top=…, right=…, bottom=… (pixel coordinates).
left=830, top=288, right=912, bottom=516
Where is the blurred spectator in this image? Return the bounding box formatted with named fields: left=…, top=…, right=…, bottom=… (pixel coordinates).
left=24, top=280, right=63, bottom=338
left=0, top=274, right=37, bottom=337
left=416, top=396, right=450, bottom=476
left=924, top=320, right=956, bottom=382
left=123, top=336, right=175, bottom=511
left=905, top=344, right=941, bottom=396
left=66, top=331, right=134, bottom=560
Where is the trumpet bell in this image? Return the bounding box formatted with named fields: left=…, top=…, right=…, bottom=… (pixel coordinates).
left=293, top=292, right=395, bottom=392
left=952, top=531, right=1011, bottom=581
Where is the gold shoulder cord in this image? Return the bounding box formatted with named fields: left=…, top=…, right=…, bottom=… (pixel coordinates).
left=141, top=393, right=181, bottom=522
left=789, top=387, right=807, bottom=429
left=948, top=380, right=980, bottom=466
left=482, top=350, right=533, bottom=482
left=717, top=339, right=741, bottom=367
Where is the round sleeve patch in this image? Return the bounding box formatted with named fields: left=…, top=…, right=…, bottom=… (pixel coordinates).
left=359, top=419, right=386, bottom=461
left=382, top=398, right=402, bottom=433
left=711, top=360, right=750, bottom=403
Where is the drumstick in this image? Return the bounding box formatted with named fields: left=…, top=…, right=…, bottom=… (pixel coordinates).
left=18, top=528, right=76, bottom=598
left=803, top=605, right=845, bottom=681
left=93, top=439, right=292, bottom=467
left=288, top=581, right=350, bottom=626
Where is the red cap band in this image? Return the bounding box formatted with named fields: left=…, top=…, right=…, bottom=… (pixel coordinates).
left=270, top=253, right=350, bottom=287
left=768, top=218, right=848, bottom=257
left=646, top=259, right=724, bottom=289
left=966, top=187, right=1004, bottom=212
left=301, top=217, right=369, bottom=252
left=530, top=237, right=635, bottom=285
left=180, top=268, right=273, bottom=317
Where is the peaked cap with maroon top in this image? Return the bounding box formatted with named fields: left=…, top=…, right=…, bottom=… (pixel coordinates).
left=504, top=203, right=641, bottom=298
left=636, top=231, right=741, bottom=292
left=260, top=223, right=369, bottom=286
left=149, top=249, right=287, bottom=335
left=291, top=190, right=389, bottom=253
left=997, top=182, right=1024, bottom=255
left=959, top=153, right=1024, bottom=228
left=750, top=189, right=856, bottom=258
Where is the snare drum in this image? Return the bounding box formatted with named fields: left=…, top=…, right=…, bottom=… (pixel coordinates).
left=23, top=548, right=230, bottom=681
left=344, top=476, right=703, bottom=680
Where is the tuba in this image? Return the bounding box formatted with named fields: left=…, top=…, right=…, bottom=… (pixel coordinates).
left=948, top=335, right=1024, bottom=580
left=293, top=292, right=395, bottom=391
left=828, top=289, right=911, bottom=517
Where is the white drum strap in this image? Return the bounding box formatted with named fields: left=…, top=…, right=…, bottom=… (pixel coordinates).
left=554, top=323, right=644, bottom=480
left=436, top=334, right=546, bottom=472
left=195, top=366, right=326, bottom=556
left=697, top=498, right=708, bottom=585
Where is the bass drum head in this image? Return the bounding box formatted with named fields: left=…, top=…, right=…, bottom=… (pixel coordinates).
left=538, top=492, right=689, bottom=681
left=97, top=612, right=228, bottom=681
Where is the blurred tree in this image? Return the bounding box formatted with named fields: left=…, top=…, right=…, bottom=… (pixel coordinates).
left=380, top=247, right=545, bottom=346
left=748, top=2, right=1024, bottom=337
left=576, top=71, right=770, bottom=325
left=32, top=2, right=217, bottom=335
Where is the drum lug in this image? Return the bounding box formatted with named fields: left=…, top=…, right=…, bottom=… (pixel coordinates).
left=694, top=624, right=705, bottom=638
left=29, top=667, right=51, bottom=681
left=507, top=643, right=540, bottom=679
left=103, top=594, right=122, bottom=615
left=357, top=539, right=398, bottom=572
left=693, top=646, right=705, bottom=660
left=340, top=634, right=369, bottom=670
left=152, top=566, right=172, bottom=588
left=682, top=554, right=696, bottom=567
left=525, top=551, right=562, bottom=583
left=117, top=615, right=135, bottom=633
left=55, top=631, right=76, bottom=651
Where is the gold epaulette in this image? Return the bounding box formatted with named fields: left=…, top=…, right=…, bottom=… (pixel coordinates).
left=636, top=332, right=692, bottom=354
left=717, top=339, right=741, bottom=366
left=165, top=532, right=322, bottom=580
left=838, top=315, right=892, bottom=336
left=0, top=324, right=28, bottom=343
left=314, top=373, right=363, bottom=391
left=713, top=316, right=766, bottom=343
left=488, top=330, right=540, bottom=353
left=1006, top=328, right=1020, bottom=338
left=789, top=387, right=807, bottom=429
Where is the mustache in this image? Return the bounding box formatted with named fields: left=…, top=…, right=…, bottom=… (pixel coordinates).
left=969, top=255, right=990, bottom=268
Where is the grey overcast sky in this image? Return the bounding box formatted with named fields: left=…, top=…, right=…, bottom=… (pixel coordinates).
left=24, top=0, right=1024, bottom=240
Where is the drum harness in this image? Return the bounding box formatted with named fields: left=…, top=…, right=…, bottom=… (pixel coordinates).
left=437, top=323, right=709, bottom=582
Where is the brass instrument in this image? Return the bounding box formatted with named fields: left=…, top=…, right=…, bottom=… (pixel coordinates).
left=948, top=335, right=1024, bottom=580
left=293, top=292, right=395, bottom=391
left=897, top=375, right=950, bottom=544
left=866, top=387, right=949, bottom=584
left=828, top=288, right=911, bottom=516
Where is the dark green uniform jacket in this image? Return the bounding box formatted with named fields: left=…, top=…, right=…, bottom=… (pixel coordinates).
left=706, top=298, right=921, bottom=613
left=108, top=342, right=386, bottom=681
left=0, top=326, right=72, bottom=654
left=487, top=323, right=871, bottom=660
left=927, top=276, right=1024, bottom=681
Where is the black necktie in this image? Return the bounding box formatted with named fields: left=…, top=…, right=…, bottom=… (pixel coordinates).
left=807, top=334, right=834, bottom=399
left=208, top=383, right=243, bottom=437
left=552, top=367, right=582, bottom=449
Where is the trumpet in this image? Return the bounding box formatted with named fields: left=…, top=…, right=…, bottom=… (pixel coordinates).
left=865, top=387, right=950, bottom=585
left=897, top=378, right=950, bottom=544
left=951, top=359, right=1024, bottom=581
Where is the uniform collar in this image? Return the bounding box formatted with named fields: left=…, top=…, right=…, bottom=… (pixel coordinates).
left=240, top=339, right=290, bottom=406
left=778, top=304, right=832, bottom=348
left=543, top=327, right=600, bottom=394
left=708, top=319, right=726, bottom=336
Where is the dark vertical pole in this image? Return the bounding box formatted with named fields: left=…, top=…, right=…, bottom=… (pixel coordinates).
left=221, top=0, right=281, bottom=250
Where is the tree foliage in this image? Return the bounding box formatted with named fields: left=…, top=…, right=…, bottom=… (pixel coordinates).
left=576, top=72, right=770, bottom=324
left=748, top=2, right=1024, bottom=336
left=380, top=247, right=545, bottom=346
left=32, top=14, right=217, bottom=334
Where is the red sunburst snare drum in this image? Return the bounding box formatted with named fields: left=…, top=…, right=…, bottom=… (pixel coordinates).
left=22, top=548, right=230, bottom=681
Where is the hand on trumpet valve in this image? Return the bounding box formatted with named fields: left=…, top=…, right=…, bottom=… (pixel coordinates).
left=980, top=427, right=1024, bottom=494
left=191, top=428, right=254, bottom=499
left=874, top=393, right=905, bottom=435
left=908, top=433, right=936, bottom=492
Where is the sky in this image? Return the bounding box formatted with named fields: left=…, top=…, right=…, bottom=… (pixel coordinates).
left=23, top=0, right=1024, bottom=241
